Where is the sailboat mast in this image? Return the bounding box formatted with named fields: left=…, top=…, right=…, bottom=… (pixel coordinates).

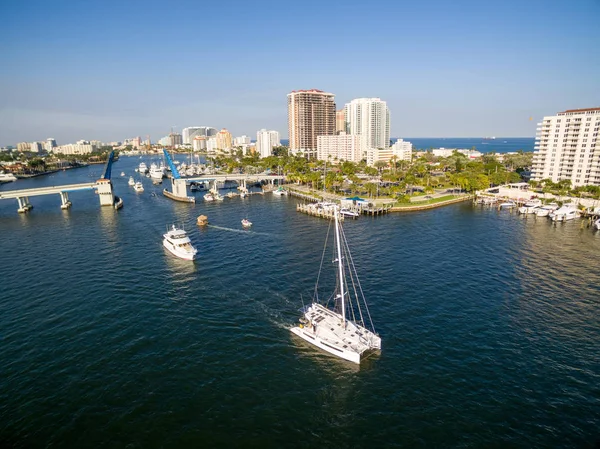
left=334, top=206, right=346, bottom=324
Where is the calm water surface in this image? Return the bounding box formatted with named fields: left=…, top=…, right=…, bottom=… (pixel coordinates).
left=0, top=158, right=599, bottom=448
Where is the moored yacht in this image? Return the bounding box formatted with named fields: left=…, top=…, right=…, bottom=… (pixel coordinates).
left=162, top=225, right=197, bottom=261
left=139, top=162, right=148, bottom=174
left=535, top=203, right=559, bottom=217
left=518, top=199, right=542, bottom=214
left=0, top=172, right=17, bottom=182
left=550, top=204, right=579, bottom=222
left=272, top=186, right=288, bottom=196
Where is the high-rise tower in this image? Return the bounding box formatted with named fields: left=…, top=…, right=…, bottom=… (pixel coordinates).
left=287, top=89, right=336, bottom=158
left=344, top=98, right=390, bottom=150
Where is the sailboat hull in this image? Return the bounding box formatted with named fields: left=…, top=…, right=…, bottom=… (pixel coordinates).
left=290, top=326, right=362, bottom=364
left=290, top=303, right=381, bottom=364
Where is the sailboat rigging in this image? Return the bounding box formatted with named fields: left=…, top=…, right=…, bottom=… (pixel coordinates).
left=290, top=206, right=381, bottom=364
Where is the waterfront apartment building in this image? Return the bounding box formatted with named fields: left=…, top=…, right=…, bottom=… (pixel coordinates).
left=288, top=89, right=336, bottom=158
left=182, top=127, right=218, bottom=144
left=206, top=137, right=218, bottom=153
left=256, top=129, right=280, bottom=158
left=193, top=136, right=206, bottom=152
left=234, top=135, right=251, bottom=146
left=317, top=133, right=363, bottom=163
left=344, top=98, right=390, bottom=151
left=366, top=139, right=413, bottom=166
left=17, top=142, right=31, bottom=152
left=45, top=138, right=57, bottom=152
left=216, top=129, right=232, bottom=150
left=390, top=139, right=413, bottom=162
left=531, top=107, right=600, bottom=187
left=54, top=143, right=96, bottom=155
left=336, top=109, right=346, bottom=134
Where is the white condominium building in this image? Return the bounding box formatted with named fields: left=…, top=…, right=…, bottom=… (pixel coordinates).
left=317, top=133, right=362, bottom=163
left=391, top=139, right=413, bottom=162
left=256, top=129, right=280, bottom=158
left=234, top=135, right=251, bottom=146
left=531, top=107, right=600, bottom=187
left=206, top=137, right=218, bottom=153
left=54, top=143, right=96, bottom=155
left=344, top=98, right=390, bottom=151
left=288, top=89, right=336, bottom=158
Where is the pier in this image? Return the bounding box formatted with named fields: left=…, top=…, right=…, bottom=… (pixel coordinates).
left=0, top=152, right=121, bottom=213
left=296, top=203, right=344, bottom=221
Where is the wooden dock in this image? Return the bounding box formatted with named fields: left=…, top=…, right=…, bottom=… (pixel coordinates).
left=296, top=203, right=344, bottom=220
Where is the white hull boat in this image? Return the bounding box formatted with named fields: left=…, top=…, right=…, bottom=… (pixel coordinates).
left=535, top=203, right=559, bottom=217
left=163, top=225, right=197, bottom=260
left=340, top=208, right=360, bottom=218
left=241, top=219, right=252, bottom=228
left=203, top=193, right=214, bottom=202
left=290, top=206, right=381, bottom=364
left=133, top=181, right=144, bottom=192
left=139, top=162, right=148, bottom=174
left=128, top=176, right=135, bottom=186
left=594, top=219, right=600, bottom=231
left=272, top=187, right=288, bottom=196
left=551, top=204, right=579, bottom=222
left=518, top=199, right=542, bottom=214
left=0, top=172, right=17, bottom=182
left=499, top=201, right=516, bottom=209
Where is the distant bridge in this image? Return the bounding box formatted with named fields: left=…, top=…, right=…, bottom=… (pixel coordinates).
left=161, top=149, right=285, bottom=202
left=0, top=152, right=120, bottom=213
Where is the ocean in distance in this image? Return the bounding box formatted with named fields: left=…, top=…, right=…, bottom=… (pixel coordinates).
left=0, top=157, right=599, bottom=448
left=279, top=137, right=535, bottom=154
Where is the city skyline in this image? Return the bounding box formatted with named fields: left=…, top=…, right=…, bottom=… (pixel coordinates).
left=1, top=0, right=600, bottom=146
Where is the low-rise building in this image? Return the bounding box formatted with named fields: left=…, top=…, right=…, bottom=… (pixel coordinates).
left=317, top=132, right=362, bottom=163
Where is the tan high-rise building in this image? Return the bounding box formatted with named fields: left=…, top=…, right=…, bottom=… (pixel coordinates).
left=336, top=109, right=346, bottom=134
left=216, top=128, right=232, bottom=150
left=288, top=89, right=336, bottom=158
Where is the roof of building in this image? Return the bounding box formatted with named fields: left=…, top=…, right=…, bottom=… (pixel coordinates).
left=559, top=107, right=600, bottom=114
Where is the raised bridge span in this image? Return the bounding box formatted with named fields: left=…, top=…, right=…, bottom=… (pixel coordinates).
left=161, top=149, right=285, bottom=202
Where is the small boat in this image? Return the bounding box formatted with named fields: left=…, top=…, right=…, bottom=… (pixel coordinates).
left=133, top=181, right=144, bottom=192
left=551, top=204, right=579, bottom=222
left=272, top=186, right=288, bottom=196
left=203, top=193, right=214, bottom=202
left=162, top=224, right=197, bottom=261
left=594, top=218, right=600, bottom=231
left=518, top=199, right=542, bottom=214
left=535, top=203, right=559, bottom=217
left=113, top=196, right=124, bottom=210
left=128, top=176, right=135, bottom=186
left=240, top=191, right=247, bottom=198
left=241, top=218, right=252, bottom=228
left=340, top=208, right=360, bottom=218
left=0, top=172, right=17, bottom=182
left=226, top=192, right=237, bottom=198
left=139, top=162, right=148, bottom=174
left=197, top=215, right=208, bottom=226
left=120, top=172, right=125, bottom=177
left=290, top=206, right=381, bottom=364
left=499, top=201, right=516, bottom=209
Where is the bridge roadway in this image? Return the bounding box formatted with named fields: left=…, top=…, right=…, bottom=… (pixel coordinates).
left=0, top=182, right=97, bottom=199
left=0, top=182, right=98, bottom=212
left=182, top=173, right=285, bottom=183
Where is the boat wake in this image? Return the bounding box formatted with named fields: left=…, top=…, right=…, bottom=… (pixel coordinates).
left=207, top=224, right=270, bottom=236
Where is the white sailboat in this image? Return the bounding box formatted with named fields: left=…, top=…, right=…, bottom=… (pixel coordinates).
left=290, top=206, right=381, bottom=364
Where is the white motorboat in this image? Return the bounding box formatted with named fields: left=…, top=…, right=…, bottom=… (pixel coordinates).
left=518, top=199, right=542, bottom=214
left=139, top=162, right=148, bottom=174
left=162, top=225, right=197, bottom=261
left=241, top=218, right=252, bottom=228
left=550, top=204, right=579, bottom=222
left=203, top=193, right=214, bottom=202
left=498, top=201, right=516, bottom=209
left=120, top=172, right=125, bottom=177
left=149, top=163, right=165, bottom=180
left=290, top=206, right=381, bottom=364
left=340, top=208, right=360, bottom=218
left=272, top=186, right=288, bottom=196
left=534, top=203, right=559, bottom=217
left=593, top=218, right=600, bottom=231
left=0, top=172, right=17, bottom=182
left=133, top=181, right=144, bottom=192
left=128, top=176, right=135, bottom=186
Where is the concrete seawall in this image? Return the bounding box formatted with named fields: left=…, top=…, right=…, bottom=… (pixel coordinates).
left=389, top=195, right=473, bottom=212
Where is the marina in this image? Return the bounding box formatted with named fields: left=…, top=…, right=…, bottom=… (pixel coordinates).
left=1, top=157, right=599, bottom=448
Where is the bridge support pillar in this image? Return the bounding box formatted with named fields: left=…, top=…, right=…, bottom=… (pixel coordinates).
left=60, top=191, right=72, bottom=209
left=17, top=197, right=27, bottom=213
left=96, top=179, right=114, bottom=206
left=171, top=178, right=188, bottom=198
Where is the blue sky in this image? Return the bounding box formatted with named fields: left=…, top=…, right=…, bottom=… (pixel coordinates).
left=1, top=0, right=599, bottom=145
